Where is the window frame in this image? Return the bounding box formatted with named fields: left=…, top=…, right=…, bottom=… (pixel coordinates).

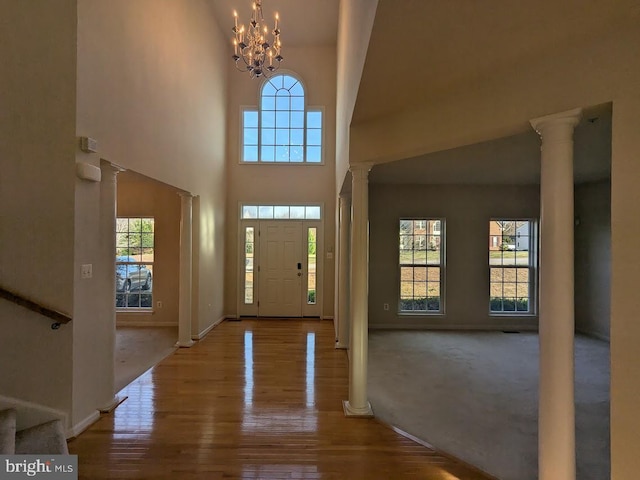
left=115, top=217, right=155, bottom=311
left=239, top=71, right=325, bottom=165
left=398, top=218, right=445, bottom=315
left=488, top=218, right=538, bottom=316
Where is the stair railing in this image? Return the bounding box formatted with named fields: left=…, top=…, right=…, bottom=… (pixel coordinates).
left=0, top=287, right=72, bottom=330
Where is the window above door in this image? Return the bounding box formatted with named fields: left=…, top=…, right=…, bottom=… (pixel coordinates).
left=241, top=204, right=322, bottom=220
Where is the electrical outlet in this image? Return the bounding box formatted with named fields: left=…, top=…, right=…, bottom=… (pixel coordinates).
left=383, top=303, right=389, bottom=311
left=156, top=301, right=163, bottom=309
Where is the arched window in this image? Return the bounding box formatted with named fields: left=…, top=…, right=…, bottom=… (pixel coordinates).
left=242, top=73, right=323, bottom=163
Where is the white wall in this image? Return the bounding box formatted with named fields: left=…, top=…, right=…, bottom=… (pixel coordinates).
left=575, top=180, right=611, bottom=341
left=335, top=0, right=379, bottom=190
left=224, top=46, right=337, bottom=318
left=369, top=183, right=540, bottom=329
left=71, top=0, right=228, bottom=427
left=0, top=0, right=77, bottom=416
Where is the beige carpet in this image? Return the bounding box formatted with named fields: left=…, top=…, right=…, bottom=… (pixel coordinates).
left=368, top=331, right=609, bottom=480
left=115, top=326, right=178, bottom=392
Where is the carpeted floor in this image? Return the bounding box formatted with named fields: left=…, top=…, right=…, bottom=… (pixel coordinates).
left=368, top=331, right=610, bottom=480
left=115, top=326, right=178, bottom=392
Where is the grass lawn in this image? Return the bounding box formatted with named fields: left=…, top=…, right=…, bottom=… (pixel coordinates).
left=399, top=250, right=440, bottom=264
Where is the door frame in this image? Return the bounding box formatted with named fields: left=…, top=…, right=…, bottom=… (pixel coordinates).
left=237, top=204, right=324, bottom=318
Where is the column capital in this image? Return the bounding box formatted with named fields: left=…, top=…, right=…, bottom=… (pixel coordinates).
left=530, top=108, right=582, bottom=137
left=99, top=159, right=125, bottom=175
left=178, top=192, right=194, bottom=199
left=349, top=162, right=373, bottom=179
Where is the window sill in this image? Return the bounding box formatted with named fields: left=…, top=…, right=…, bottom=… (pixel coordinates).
left=398, top=311, right=445, bottom=317
left=116, top=308, right=154, bottom=315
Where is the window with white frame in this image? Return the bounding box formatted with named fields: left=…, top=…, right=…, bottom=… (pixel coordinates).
left=489, top=219, right=536, bottom=313
left=116, top=218, right=154, bottom=309
left=399, top=219, right=444, bottom=313
left=242, top=73, right=322, bottom=163
left=243, top=226, right=255, bottom=305
left=241, top=204, right=321, bottom=220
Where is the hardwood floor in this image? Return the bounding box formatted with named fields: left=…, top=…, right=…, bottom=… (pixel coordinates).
left=69, top=319, right=491, bottom=479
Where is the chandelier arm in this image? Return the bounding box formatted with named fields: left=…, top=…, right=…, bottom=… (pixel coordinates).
left=232, top=0, right=281, bottom=79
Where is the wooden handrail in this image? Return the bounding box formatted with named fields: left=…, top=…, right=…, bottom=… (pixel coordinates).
left=0, top=287, right=72, bottom=330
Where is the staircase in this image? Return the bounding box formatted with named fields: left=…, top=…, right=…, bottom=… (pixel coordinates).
left=0, top=409, right=68, bottom=455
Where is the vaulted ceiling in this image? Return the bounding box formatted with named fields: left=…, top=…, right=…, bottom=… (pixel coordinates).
left=209, top=0, right=625, bottom=185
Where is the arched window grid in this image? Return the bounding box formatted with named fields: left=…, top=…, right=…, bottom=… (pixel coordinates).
left=241, top=72, right=323, bottom=164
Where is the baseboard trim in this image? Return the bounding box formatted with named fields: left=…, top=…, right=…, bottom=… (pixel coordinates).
left=67, top=410, right=100, bottom=439
left=370, top=324, right=538, bottom=332
left=98, top=395, right=127, bottom=414
left=576, top=328, right=609, bottom=342
left=192, top=316, right=226, bottom=340
left=322, top=316, right=334, bottom=320
left=335, top=342, right=348, bottom=350
left=116, top=321, right=178, bottom=328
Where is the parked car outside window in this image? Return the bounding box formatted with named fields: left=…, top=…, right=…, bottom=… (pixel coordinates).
left=116, top=255, right=152, bottom=292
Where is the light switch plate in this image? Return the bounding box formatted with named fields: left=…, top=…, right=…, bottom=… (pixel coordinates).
left=81, top=264, right=92, bottom=279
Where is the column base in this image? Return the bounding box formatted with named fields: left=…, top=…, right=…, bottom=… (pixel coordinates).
left=343, top=400, right=374, bottom=418
left=335, top=342, right=348, bottom=350
left=175, top=339, right=195, bottom=348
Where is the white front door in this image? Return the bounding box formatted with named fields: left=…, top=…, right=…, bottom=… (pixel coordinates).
left=258, top=221, right=303, bottom=317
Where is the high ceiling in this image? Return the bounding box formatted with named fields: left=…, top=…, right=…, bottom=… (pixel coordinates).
left=354, top=0, right=640, bottom=123
left=207, top=0, right=340, bottom=47
left=208, top=1, right=620, bottom=187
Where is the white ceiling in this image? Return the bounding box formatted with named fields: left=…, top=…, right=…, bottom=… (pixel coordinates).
left=207, top=0, right=340, bottom=47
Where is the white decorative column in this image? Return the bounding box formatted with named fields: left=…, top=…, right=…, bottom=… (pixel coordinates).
left=177, top=193, right=195, bottom=348
left=98, top=160, right=125, bottom=412
left=336, top=194, right=351, bottom=350
left=343, top=163, right=373, bottom=417
left=530, top=107, right=582, bottom=480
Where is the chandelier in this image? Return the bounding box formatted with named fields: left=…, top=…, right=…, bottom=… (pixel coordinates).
left=232, top=0, right=283, bottom=78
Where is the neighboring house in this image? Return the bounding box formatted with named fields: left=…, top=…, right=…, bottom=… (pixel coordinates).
left=489, top=221, right=502, bottom=251
left=515, top=222, right=530, bottom=251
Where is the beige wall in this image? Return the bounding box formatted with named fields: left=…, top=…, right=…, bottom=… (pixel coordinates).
left=224, top=46, right=337, bottom=318
left=70, top=0, right=228, bottom=427
left=116, top=176, right=181, bottom=327
left=610, top=94, right=640, bottom=479
left=575, top=180, right=611, bottom=341
left=369, top=183, right=540, bottom=329
left=0, top=0, right=77, bottom=416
